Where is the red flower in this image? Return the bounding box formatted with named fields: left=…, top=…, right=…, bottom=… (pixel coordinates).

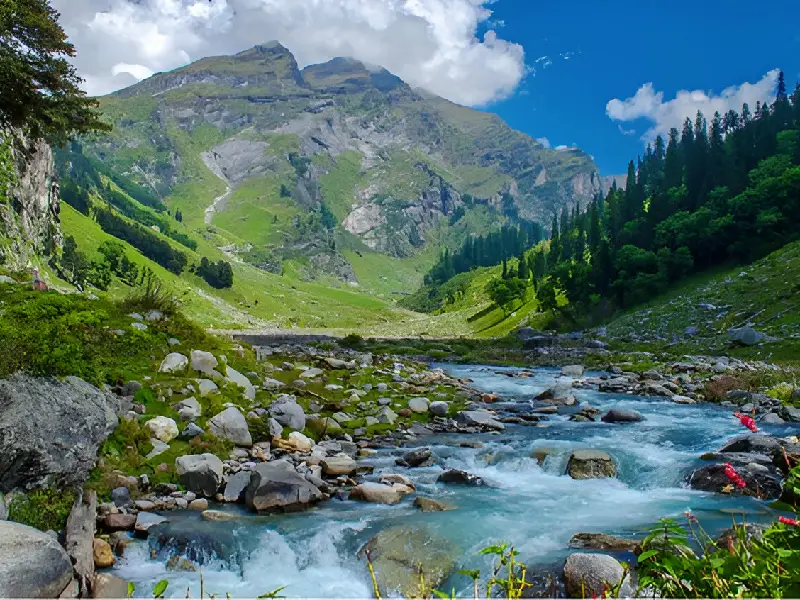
left=733, top=412, right=758, bottom=433
left=723, top=463, right=747, bottom=489
left=778, top=516, right=799, bottom=527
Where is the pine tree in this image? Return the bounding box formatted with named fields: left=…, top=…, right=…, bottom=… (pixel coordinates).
left=664, top=128, right=682, bottom=191
left=708, top=112, right=725, bottom=189
left=517, top=252, right=529, bottom=279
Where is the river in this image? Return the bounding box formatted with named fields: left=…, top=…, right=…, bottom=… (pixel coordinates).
left=113, top=364, right=795, bottom=598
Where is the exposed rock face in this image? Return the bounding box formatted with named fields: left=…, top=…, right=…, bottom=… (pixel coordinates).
left=0, top=129, right=62, bottom=269
left=0, top=374, right=120, bottom=492
left=357, top=526, right=456, bottom=598
left=0, top=521, right=73, bottom=598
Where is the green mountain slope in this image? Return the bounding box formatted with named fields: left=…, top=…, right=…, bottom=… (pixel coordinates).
left=78, top=42, right=602, bottom=294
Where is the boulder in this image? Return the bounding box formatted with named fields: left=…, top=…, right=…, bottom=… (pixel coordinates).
left=307, top=416, right=343, bottom=437
left=0, top=521, right=73, bottom=598
left=134, top=512, right=167, bottom=537
left=208, top=407, right=252, bottom=447
left=349, top=482, right=404, bottom=504
left=324, top=358, right=351, bottom=369
left=196, top=379, right=218, bottom=397
left=561, top=365, right=585, bottom=377
left=413, top=497, right=455, bottom=512
left=563, top=553, right=632, bottom=598
left=377, top=407, right=397, bottom=424
left=321, top=456, right=357, bottom=476
left=456, top=410, right=505, bottom=431
left=269, top=397, right=306, bottom=431
left=299, top=368, right=323, bottom=379
left=189, top=499, right=209, bottom=511
left=0, top=374, right=120, bottom=492
left=760, top=413, right=785, bottom=425
left=672, top=395, right=696, bottom=405
left=437, top=469, right=485, bottom=486
left=262, top=378, right=285, bottom=391
left=202, top=510, right=240, bottom=522
left=566, top=450, right=616, bottom=479
left=93, top=538, right=115, bottom=568
left=245, top=461, right=324, bottom=512
left=407, top=397, right=430, bottom=413
left=285, top=431, right=315, bottom=452
left=225, top=367, right=256, bottom=401
left=428, top=401, right=449, bottom=416
left=159, top=353, right=188, bottom=373
left=191, top=350, right=219, bottom=375
left=144, top=416, right=179, bottom=443
left=94, top=574, right=129, bottom=599
left=687, top=463, right=782, bottom=500
left=357, top=526, right=456, bottom=597
left=103, top=513, right=136, bottom=531
left=179, top=422, right=205, bottom=439
left=780, top=405, right=800, bottom=422
left=175, top=453, right=224, bottom=497
left=222, top=471, right=252, bottom=502
left=402, top=448, right=435, bottom=468
left=601, top=409, right=644, bottom=423
left=568, top=533, right=641, bottom=553
left=728, top=327, right=766, bottom=346
left=175, top=397, right=202, bottom=421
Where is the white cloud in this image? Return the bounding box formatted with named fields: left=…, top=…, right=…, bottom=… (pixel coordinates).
left=536, top=137, right=550, bottom=148
left=617, top=124, right=636, bottom=136
left=52, top=0, right=526, bottom=106
left=606, top=70, right=780, bottom=140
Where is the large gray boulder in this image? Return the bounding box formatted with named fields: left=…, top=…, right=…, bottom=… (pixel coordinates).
left=357, top=526, right=456, bottom=598
left=245, top=461, right=324, bottom=512
left=456, top=410, right=505, bottom=430
left=208, top=407, right=252, bottom=447
left=225, top=367, right=256, bottom=401
left=728, top=326, right=766, bottom=346
left=175, top=453, right=224, bottom=497
left=687, top=463, right=782, bottom=500
left=159, top=352, right=188, bottom=373
left=222, top=471, right=252, bottom=503
left=566, top=450, right=617, bottom=479
left=601, top=408, right=645, bottom=423
left=0, top=374, right=120, bottom=492
left=563, top=553, right=632, bottom=598
left=0, top=521, right=73, bottom=598
left=269, top=396, right=306, bottom=431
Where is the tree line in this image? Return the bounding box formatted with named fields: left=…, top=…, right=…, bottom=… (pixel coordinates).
left=527, top=71, right=800, bottom=317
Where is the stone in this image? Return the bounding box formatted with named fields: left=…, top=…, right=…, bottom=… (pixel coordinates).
left=728, top=327, right=766, bottom=346
left=168, top=338, right=181, bottom=346
left=563, top=553, right=632, bottom=598
left=286, top=431, right=314, bottom=452
left=561, top=365, right=585, bottom=377
left=408, top=397, right=430, bottom=413
left=269, top=397, right=306, bottom=431
left=0, top=521, right=73, bottom=598
left=687, top=463, right=782, bottom=500
left=437, top=469, right=485, bottom=486
left=121, top=380, right=142, bottom=396
left=159, top=353, right=188, bottom=373
left=134, top=500, right=156, bottom=511
left=93, top=538, right=115, bottom=568
left=0, top=375, right=120, bottom=492
left=94, top=574, right=129, bottom=599
left=780, top=405, right=800, bottom=422
left=208, top=407, right=252, bottom=446
left=349, top=482, right=403, bottom=504
left=428, top=401, right=449, bottom=416
left=321, top=456, right=357, bottom=476
left=413, top=496, right=455, bottom=512
left=175, top=453, right=224, bottom=497
left=299, top=367, right=323, bottom=379
left=179, top=423, right=205, bottom=439
left=223, top=471, right=252, bottom=502
left=131, top=322, right=148, bottom=331
left=566, top=450, right=617, bottom=479
left=134, top=512, right=166, bottom=537
left=196, top=379, right=218, bottom=396
left=111, top=486, right=131, bottom=508
left=175, top=397, right=202, bottom=421
left=761, top=413, right=785, bottom=425
left=672, top=395, right=696, bottom=405
left=456, top=410, right=505, bottom=430
left=189, top=499, right=209, bottom=511
left=225, top=367, right=256, bottom=401
left=262, top=378, right=285, bottom=391
left=379, top=474, right=416, bottom=490
left=377, top=407, right=397, bottom=424
left=191, top=350, right=219, bottom=375
left=357, top=526, right=455, bottom=598
left=202, top=510, right=240, bottom=522
left=402, top=448, right=434, bottom=468
left=267, top=417, right=283, bottom=439
left=601, top=409, right=644, bottom=423
left=568, top=533, right=641, bottom=553
left=144, top=416, right=179, bottom=443
left=245, top=461, right=324, bottom=512
left=145, top=439, right=169, bottom=460
left=103, top=514, right=136, bottom=531
left=307, top=416, right=343, bottom=437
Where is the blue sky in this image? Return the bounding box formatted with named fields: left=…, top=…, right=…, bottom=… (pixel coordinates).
left=481, top=0, right=800, bottom=174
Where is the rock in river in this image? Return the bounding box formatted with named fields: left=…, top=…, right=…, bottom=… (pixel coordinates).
left=456, top=410, right=505, bottom=430
left=0, top=374, right=120, bottom=492
left=601, top=409, right=644, bottom=423
left=357, top=526, right=456, bottom=598
left=175, top=453, right=224, bottom=497
left=245, top=461, right=324, bottom=512
left=0, top=521, right=73, bottom=598
left=566, top=450, right=617, bottom=479
left=568, top=533, right=641, bottom=553
left=437, top=469, right=486, bottom=486
left=687, top=463, right=782, bottom=500
left=349, top=482, right=405, bottom=504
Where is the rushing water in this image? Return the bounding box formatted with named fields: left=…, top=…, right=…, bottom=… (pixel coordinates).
left=114, top=365, right=797, bottom=598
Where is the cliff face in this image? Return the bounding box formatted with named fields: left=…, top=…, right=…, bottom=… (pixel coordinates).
left=0, top=130, right=62, bottom=270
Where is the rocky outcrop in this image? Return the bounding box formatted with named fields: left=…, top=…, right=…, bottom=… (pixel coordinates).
left=0, top=521, right=73, bottom=598
left=0, top=129, right=62, bottom=269
left=0, top=374, right=120, bottom=492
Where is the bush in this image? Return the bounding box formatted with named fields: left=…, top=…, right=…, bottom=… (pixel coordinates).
left=339, top=333, right=364, bottom=349
left=703, top=375, right=748, bottom=402
left=122, top=267, right=178, bottom=315
left=8, top=489, right=76, bottom=532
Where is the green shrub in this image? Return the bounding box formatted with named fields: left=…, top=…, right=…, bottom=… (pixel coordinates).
left=8, top=489, right=76, bottom=532
left=339, top=333, right=364, bottom=349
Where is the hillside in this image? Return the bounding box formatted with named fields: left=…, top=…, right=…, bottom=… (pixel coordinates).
left=73, top=42, right=602, bottom=296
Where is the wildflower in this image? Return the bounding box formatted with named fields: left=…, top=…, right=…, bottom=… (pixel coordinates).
left=733, top=412, right=758, bottom=433
left=684, top=510, right=698, bottom=523
left=723, top=463, right=747, bottom=489
left=778, top=516, right=799, bottom=527
left=727, top=535, right=735, bottom=555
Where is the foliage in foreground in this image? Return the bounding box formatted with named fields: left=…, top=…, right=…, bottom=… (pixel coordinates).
left=8, top=488, right=76, bottom=532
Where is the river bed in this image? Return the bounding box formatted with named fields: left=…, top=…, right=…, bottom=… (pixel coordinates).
left=113, top=364, right=795, bottom=597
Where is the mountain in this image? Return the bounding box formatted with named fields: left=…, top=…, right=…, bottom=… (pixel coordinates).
left=74, top=42, right=603, bottom=291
